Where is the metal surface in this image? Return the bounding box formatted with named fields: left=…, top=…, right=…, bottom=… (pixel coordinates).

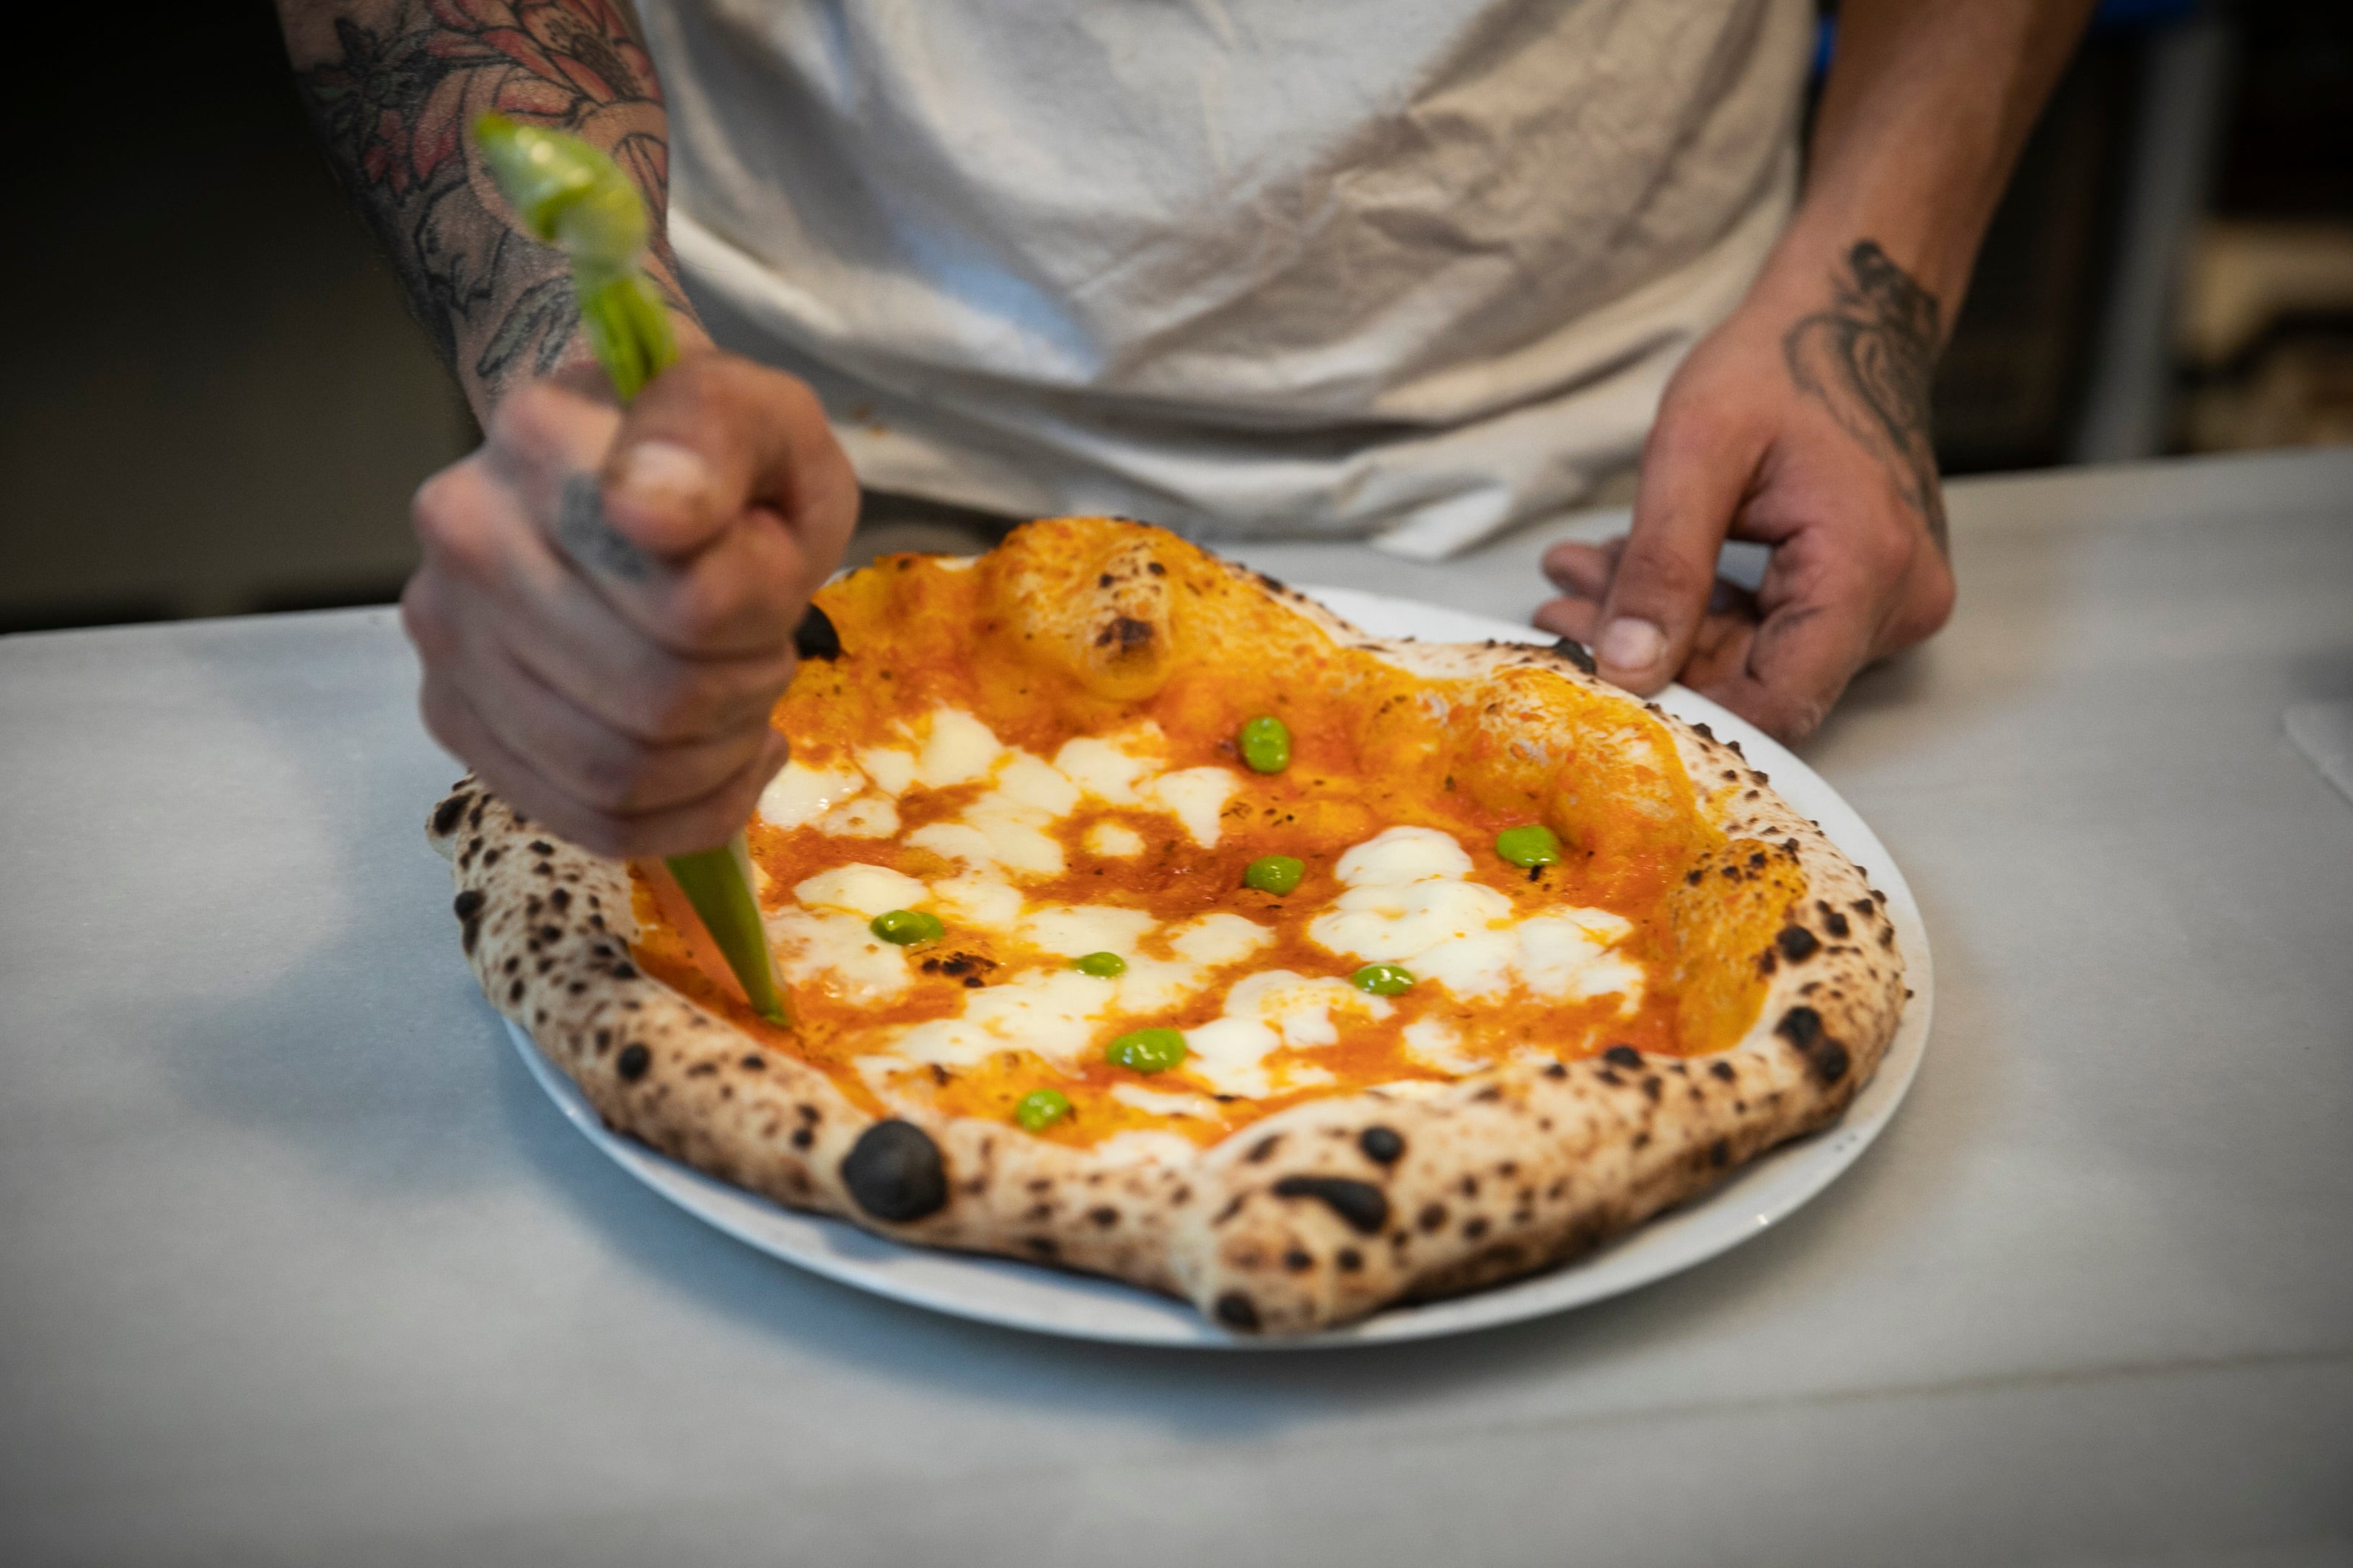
left=3, top=448, right=2349, bottom=1566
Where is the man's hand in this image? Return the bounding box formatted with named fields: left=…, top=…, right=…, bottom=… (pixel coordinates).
left=403, top=352, right=858, bottom=856
left=1534, top=241, right=1957, bottom=742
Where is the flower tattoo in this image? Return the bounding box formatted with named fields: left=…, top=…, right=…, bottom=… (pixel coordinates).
left=1783, top=241, right=1948, bottom=554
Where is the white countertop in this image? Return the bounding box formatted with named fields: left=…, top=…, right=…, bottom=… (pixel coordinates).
left=3, top=448, right=2349, bottom=1567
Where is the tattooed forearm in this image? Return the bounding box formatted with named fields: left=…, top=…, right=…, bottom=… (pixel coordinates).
left=278, top=0, right=681, bottom=411
left=1782, top=242, right=1948, bottom=553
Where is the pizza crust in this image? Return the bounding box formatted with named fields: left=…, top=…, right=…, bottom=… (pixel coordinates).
left=428, top=524, right=1906, bottom=1334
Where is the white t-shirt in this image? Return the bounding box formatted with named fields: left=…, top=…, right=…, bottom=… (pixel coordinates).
left=639, top=0, right=1810, bottom=556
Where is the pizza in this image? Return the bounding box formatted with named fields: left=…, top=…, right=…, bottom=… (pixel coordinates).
left=429, top=516, right=1906, bottom=1334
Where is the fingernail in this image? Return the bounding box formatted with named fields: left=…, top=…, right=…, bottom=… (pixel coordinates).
left=1598, top=617, right=1666, bottom=672
left=611, top=440, right=711, bottom=506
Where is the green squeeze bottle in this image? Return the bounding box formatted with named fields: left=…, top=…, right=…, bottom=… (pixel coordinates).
left=473, top=113, right=786, bottom=1025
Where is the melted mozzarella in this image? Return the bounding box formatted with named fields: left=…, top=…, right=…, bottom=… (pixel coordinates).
left=856, top=746, right=919, bottom=796
left=915, top=707, right=1007, bottom=788
left=1085, top=822, right=1146, bottom=857
left=765, top=909, right=909, bottom=1003
left=886, top=967, right=1117, bottom=1070
left=1181, top=971, right=1373, bottom=1098
left=1145, top=766, right=1241, bottom=846
left=1401, top=1017, right=1482, bottom=1075
left=1109, top=1083, right=1221, bottom=1118
left=1311, top=824, right=1643, bottom=1007
left=757, top=759, right=864, bottom=829
left=1053, top=726, right=1163, bottom=803
left=928, top=875, right=1024, bottom=932
left=819, top=796, right=900, bottom=837
left=793, top=863, right=927, bottom=917
left=1019, top=904, right=1157, bottom=958
left=1166, top=912, right=1272, bottom=966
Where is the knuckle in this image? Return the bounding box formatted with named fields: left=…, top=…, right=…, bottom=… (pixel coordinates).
left=410, top=466, right=501, bottom=578
left=627, top=659, right=725, bottom=744
left=399, top=578, right=459, bottom=666
left=488, top=380, right=571, bottom=454
left=573, top=736, right=661, bottom=816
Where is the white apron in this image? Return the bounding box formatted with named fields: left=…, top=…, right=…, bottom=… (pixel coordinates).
left=638, top=0, right=1809, bottom=556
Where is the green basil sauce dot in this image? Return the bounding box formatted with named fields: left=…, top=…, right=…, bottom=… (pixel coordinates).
left=1243, top=854, right=1304, bottom=895
left=1107, top=1028, right=1188, bottom=1073
left=870, top=908, right=944, bottom=945
left=1495, top=824, right=1562, bottom=868
left=1015, top=1088, right=1071, bottom=1132
left=1073, top=951, right=1127, bottom=978
left=1239, top=715, right=1292, bottom=774
left=1352, top=964, right=1415, bottom=997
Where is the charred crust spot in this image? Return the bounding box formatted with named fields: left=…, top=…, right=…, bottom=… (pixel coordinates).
left=432, top=795, right=470, bottom=835
left=1215, top=1292, right=1261, bottom=1331
left=1272, top=1176, right=1389, bottom=1235
left=1777, top=1005, right=1822, bottom=1048
left=740, top=1054, right=764, bottom=1070
left=1710, top=1137, right=1730, bottom=1167
left=528, top=840, right=553, bottom=855
left=1595, top=1069, right=1624, bottom=1087
left=481, top=847, right=501, bottom=867
left=1336, top=1247, right=1363, bottom=1272
left=1818, top=902, right=1852, bottom=939
left=1602, top=1044, right=1643, bottom=1069
left=1145, top=560, right=1166, bottom=576
left=537, top=925, right=560, bottom=943
left=1213, top=1194, right=1246, bottom=1225
left=1776, top=925, right=1821, bottom=962
left=1096, top=615, right=1155, bottom=652
left=468, top=801, right=485, bottom=829
left=1641, top=1075, right=1662, bottom=1102
left=616, top=1043, right=651, bottom=1081
left=1025, top=1236, right=1059, bottom=1258
left=1852, top=897, right=1878, bottom=915
left=611, top=962, right=637, bottom=981
left=1358, top=1125, right=1405, bottom=1165
left=793, top=603, right=843, bottom=661
left=1462, top=1217, right=1490, bottom=1241
left=1710, top=1060, right=1736, bottom=1082
left=1549, top=636, right=1597, bottom=674
left=1283, top=1248, right=1314, bottom=1273
left=1246, top=1133, right=1284, bottom=1164
left=1088, top=1205, right=1120, bottom=1228
left=841, top=1120, right=949, bottom=1222
left=550, top=886, right=570, bottom=912
left=1096, top=573, right=1115, bottom=589
left=1542, top=1062, right=1567, bottom=1080
left=1774, top=1005, right=1851, bottom=1084
left=1417, top=1202, right=1448, bottom=1233
left=789, top=1127, right=814, bottom=1150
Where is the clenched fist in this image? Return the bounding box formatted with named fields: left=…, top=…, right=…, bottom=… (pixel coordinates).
left=403, top=351, right=858, bottom=857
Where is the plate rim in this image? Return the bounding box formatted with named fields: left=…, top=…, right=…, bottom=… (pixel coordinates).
left=503, top=583, right=1934, bottom=1349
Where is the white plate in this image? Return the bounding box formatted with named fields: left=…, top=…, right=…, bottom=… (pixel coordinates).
left=507, top=585, right=1933, bottom=1348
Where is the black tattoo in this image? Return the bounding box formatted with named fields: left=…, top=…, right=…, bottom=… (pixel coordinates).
left=555, top=475, right=652, bottom=581
left=286, top=0, right=674, bottom=405
left=1782, top=242, right=1948, bottom=552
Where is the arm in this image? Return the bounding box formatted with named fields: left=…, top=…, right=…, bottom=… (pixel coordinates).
left=278, top=0, right=708, bottom=415
left=1535, top=0, right=2097, bottom=739
left=278, top=0, right=857, bottom=854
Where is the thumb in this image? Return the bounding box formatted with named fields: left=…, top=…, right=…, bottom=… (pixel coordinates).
left=1595, top=407, right=1760, bottom=692
left=598, top=351, right=853, bottom=560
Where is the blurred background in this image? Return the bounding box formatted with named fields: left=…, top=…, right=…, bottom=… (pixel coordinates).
left=2, top=0, right=2348, bottom=633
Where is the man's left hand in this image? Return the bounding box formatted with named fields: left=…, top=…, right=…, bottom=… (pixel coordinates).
left=1534, top=241, right=1958, bottom=743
